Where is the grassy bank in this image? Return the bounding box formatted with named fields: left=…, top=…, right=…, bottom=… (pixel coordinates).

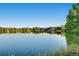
left=46, top=44, right=79, bottom=56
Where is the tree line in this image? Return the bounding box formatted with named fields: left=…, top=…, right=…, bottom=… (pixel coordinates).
left=0, top=26, right=65, bottom=34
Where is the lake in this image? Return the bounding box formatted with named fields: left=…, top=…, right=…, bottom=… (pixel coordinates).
left=0, top=33, right=67, bottom=56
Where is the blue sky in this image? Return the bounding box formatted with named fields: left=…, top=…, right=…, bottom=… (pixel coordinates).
left=0, top=3, right=73, bottom=28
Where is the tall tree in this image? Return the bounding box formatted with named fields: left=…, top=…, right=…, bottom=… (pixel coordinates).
left=65, top=4, right=79, bottom=44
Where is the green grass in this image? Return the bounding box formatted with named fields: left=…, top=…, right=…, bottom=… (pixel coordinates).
left=46, top=44, right=79, bottom=56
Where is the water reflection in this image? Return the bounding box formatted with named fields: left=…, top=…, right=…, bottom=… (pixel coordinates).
left=0, top=33, right=67, bottom=56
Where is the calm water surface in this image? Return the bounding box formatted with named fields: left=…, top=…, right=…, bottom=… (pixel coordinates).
left=0, top=33, right=67, bottom=56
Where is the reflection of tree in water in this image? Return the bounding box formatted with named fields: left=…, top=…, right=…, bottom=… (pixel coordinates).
left=65, top=4, right=79, bottom=45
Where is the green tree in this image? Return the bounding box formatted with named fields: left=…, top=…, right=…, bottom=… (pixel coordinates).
left=65, top=4, right=79, bottom=44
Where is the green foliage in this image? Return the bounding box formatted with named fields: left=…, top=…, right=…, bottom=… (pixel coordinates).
left=65, top=3, right=79, bottom=44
